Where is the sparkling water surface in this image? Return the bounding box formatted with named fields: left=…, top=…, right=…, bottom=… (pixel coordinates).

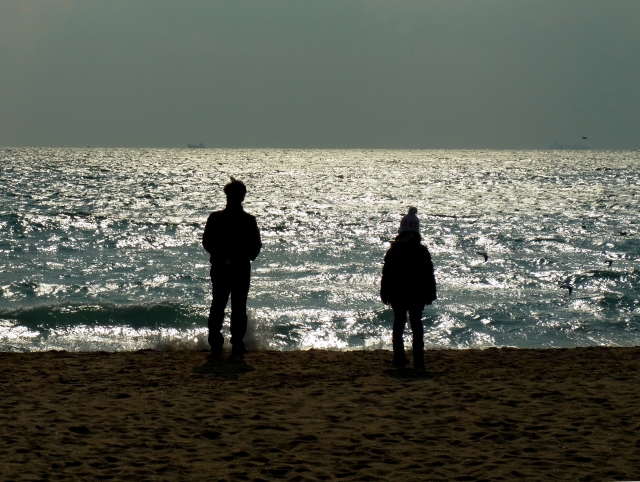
left=0, top=148, right=638, bottom=352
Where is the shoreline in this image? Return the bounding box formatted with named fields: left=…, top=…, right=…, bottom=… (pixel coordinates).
left=8, top=341, right=640, bottom=354
left=2, top=347, right=639, bottom=480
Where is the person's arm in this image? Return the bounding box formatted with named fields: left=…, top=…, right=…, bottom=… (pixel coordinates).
left=202, top=214, right=214, bottom=254
left=248, top=217, right=262, bottom=261
left=203, top=212, right=227, bottom=264
left=422, top=248, right=437, bottom=305
left=380, top=250, right=394, bottom=305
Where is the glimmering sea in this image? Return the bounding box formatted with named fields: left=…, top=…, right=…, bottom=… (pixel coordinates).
left=0, top=148, right=638, bottom=352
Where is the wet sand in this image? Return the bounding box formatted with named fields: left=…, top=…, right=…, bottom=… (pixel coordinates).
left=1, top=347, right=639, bottom=481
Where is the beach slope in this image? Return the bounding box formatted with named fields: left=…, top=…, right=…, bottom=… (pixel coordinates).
left=1, top=347, right=639, bottom=480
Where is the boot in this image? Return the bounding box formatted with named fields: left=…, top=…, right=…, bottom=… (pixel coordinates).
left=413, top=350, right=425, bottom=370
left=392, top=338, right=409, bottom=367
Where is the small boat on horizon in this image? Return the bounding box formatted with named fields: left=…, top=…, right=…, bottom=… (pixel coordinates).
left=187, top=143, right=205, bottom=148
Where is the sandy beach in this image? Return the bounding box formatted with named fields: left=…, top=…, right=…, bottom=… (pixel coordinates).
left=1, top=347, right=639, bottom=481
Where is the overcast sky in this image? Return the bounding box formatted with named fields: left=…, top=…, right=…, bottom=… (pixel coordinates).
left=1, top=0, right=638, bottom=149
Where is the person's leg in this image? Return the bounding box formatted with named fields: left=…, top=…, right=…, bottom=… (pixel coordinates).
left=229, top=263, right=251, bottom=357
left=208, top=270, right=231, bottom=355
left=408, top=304, right=425, bottom=368
left=392, top=304, right=408, bottom=365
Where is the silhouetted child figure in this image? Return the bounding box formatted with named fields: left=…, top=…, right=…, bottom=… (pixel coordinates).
left=202, top=178, right=261, bottom=362
left=380, top=207, right=437, bottom=369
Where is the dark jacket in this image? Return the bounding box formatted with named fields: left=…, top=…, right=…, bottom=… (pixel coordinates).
left=202, top=206, right=262, bottom=265
left=380, top=235, right=437, bottom=306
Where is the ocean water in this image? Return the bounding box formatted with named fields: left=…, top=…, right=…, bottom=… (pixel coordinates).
left=0, top=148, right=638, bottom=352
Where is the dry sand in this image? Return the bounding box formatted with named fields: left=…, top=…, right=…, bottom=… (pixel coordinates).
left=1, top=347, right=640, bottom=481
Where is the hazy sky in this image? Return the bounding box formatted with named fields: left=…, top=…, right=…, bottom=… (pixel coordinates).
left=1, top=0, right=638, bottom=149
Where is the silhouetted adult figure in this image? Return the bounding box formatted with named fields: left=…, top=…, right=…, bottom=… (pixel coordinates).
left=203, top=178, right=261, bottom=361
left=380, top=207, right=437, bottom=369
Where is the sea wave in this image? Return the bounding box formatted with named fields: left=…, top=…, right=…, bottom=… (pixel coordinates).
left=0, top=301, right=281, bottom=353
left=0, top=301, right=205, bottom=330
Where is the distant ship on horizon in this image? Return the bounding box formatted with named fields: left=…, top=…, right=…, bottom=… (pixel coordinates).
left=187, top=143, right=205, bottom=148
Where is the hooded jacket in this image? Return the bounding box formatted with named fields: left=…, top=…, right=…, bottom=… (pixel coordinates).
left=380, top=234, right=437, bottom=306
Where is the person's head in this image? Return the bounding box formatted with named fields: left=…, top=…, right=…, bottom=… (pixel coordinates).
left=224, top=177, right=247, bottom=205
left=398, top=206, right=419, bottom=234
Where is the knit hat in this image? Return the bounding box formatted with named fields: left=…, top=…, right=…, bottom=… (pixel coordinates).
left=398, top=207, right=419, bottom=233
